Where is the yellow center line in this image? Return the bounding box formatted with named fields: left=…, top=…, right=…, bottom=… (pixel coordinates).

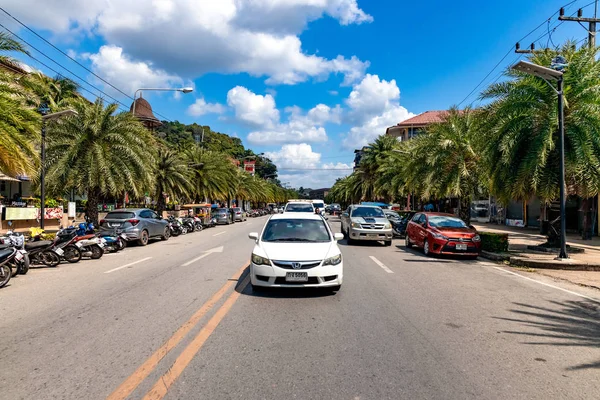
left=106, top=261, right=249, bottom=400
left=142, top=273, right=250, bottom=400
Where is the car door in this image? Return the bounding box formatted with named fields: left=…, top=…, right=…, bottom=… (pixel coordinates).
left=150, top=211, right=164, bottom=235
left=139, top=210, right=156, bottom=236
left=407, top=213, right=421, bottom=244
left=415, top=214, right=428, bottom=246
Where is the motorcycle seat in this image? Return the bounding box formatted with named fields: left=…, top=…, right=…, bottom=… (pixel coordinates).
left=25, top=240, right=53, bottom=250
left=0, top=248, right=15, bottom=262
left=75, top=234, right=95, bottom=241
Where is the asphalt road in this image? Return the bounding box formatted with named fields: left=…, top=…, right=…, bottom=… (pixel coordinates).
left=1, top=215, right=599, bottom=400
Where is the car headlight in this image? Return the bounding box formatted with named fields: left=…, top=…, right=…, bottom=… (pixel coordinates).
left=323, top=254, right=342, bottom=266
left=472, top=235, right=481, bottom=242
left=431, top=232, right=449, bottom=240
left=384, top=222, right=391, bottom=229
left=251, top=253, right=271, bottom=265
left=351, top=222, right=361, bottom=228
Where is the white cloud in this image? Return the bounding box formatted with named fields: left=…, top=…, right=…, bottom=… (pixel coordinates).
left=341, top=74, right=415, bottom=149
left=227, top=86, right=279, bottom=128
left=187, top=98, right=226, bottom=116
left=5, top=0, right=372, bottom=86
left=88, top=45, right=184, bottom=96
left=265, top=144, right=352, bottom=188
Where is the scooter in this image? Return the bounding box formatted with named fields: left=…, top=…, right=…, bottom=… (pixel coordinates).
left=0, top=247, right=17, bottom=288
left=52, top=227, right=83, bottom=263
left=0, top=231, right=29, bottom=275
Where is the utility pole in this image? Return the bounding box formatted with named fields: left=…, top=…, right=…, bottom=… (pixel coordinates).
left=515, top=42, right=537, bottom=54
left=559, top=3, right=600, bottom=48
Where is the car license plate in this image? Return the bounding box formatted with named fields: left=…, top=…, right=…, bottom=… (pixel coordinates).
left=368, top=233, right=378, bottom=238
left=456, top=243, right=468, bottom=251
left=286, top=272, right=308, bottom=282
left=120, top=233, right=127, bottom=239
left=98, top=242, right=105, bottom=248
left=15, top=251, right=24, bottom=261
left=75, top=241, right=83, bottom=248
left=54, top=248, right=64, bottom=256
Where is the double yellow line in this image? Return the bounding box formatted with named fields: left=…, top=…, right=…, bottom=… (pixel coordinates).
left=107, top=262, right=249, bottom=400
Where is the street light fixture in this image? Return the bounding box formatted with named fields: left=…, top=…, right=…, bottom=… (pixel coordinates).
left=511, top=60, right=568, bottom=259
left=131, top=87, right=194, bottom=115
left=40, top=108, right=78, bottom=229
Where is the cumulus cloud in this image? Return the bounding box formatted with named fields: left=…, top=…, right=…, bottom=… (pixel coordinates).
left=187, top=98, right=226, bottom=116
left=342, top=74, right=415, bottom=149
left=87, top=45, right=184, bottom=96
left=4, top=0, right=372, bottom=86
left=227, top=86, right=279, bottom=128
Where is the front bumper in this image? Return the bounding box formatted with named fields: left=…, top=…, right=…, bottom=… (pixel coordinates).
left=251, top=262, right=343, bottom=288
left=430, top=239, right=481, bottom=256
left=100, top=227, right=140, bottom=241
left=349, top=228, right=393, bottom=241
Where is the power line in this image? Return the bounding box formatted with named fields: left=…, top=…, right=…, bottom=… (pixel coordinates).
left=0, top=6, right=174, bottom=122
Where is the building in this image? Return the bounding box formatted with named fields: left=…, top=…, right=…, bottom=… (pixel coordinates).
left=309, top=188, right=330, bottom=200
left=385, top=110, right=449, bottom=141
left=353, top=146, right=370, bottom=170
left=130, top=95, right=162, bottom=130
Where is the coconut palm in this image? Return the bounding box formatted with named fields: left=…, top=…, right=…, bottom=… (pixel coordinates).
left=154, top=148, right=192, bottom=215
left=353, top=135, right=399, bottom=201
left=26, top=73, right=79, bottom=110
left=185, top=148, right=236, bottom=202
left=0, top=33, right=40, bottom=177
left=402, top=107, right=485, bottom=223
left=44, top=98, right=156, bottom=224
left=481, top=42, right=600, bottom=204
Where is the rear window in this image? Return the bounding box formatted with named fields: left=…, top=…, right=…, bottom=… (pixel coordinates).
left=216, top=209, right=228, bottom=214
left=285, top=203, right=314, bottom=212
left=233, top=208, right=241, bottom=211
left=105, top=212, right=135, bottom=220
left=313, top=202, right=324, bottom=209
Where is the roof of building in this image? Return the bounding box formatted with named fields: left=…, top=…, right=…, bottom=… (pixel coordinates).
left=130, top=96, right=161, bottom=128
left=394, top=110, right=449, bottom=127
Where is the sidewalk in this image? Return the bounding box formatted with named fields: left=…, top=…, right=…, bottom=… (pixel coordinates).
left=473, top=222, right=600, bottom=290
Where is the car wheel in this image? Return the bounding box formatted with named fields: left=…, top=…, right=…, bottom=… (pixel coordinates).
left=405, top=235, right=412, bottom=248
left=137, top=230, right=149, bottom=246
left=161, top=227, right=170, bottom=241
left=424, top=240, right=431, bottom=256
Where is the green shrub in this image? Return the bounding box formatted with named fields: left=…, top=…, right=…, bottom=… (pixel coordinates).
left=479, top=232, right=509, bottom=253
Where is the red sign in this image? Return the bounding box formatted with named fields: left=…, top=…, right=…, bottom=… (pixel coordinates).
left=244, top=160, right=256, bottom=175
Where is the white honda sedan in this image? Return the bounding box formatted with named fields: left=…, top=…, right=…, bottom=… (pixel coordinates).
left=248, top=212, right=344, bottom=291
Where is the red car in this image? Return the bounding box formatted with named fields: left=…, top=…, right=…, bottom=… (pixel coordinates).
left=405, top=212, right=481, bottom=257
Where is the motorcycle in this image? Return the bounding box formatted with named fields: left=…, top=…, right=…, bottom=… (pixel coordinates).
left=192, top=216, right=204, bottom=232
left=181, top=217, right=196, bottom=233
left=167, top=216, right=184, bottom=236
left=52, top=227, right=83, bottom=263
left=0, top=231, right=29, bottom=275
left=70, top=223, right=104, bottom=259
left=25, top=228, right=62, bottom=267
left=0, top=247, right=18, bottom=288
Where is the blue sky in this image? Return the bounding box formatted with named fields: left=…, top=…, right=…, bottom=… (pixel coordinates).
left=1, top=0, right=593, bottom=188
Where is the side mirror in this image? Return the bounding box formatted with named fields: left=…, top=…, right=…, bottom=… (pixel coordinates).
left=334, top=233, right=344, bottom=241
left=248, top=232, right=259, bottom=240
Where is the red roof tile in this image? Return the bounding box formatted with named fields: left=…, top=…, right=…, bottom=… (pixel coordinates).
left=395, top=110, right=449, bottom=127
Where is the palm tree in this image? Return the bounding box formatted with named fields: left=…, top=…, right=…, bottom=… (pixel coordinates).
left=44, top=98, right=156, bottom=224
left=154, top=148, right=192, bottom=215
left=402, top=107, right=485, bottom=223
left=26, top=73, right=79, bottom=110
left=185, top=148, right=236, bottom=202
left=0, top=33, right=40, bottom=177
left=481, top=42, right=600, bottom=205
left=354, top=135, right=399, bottom=201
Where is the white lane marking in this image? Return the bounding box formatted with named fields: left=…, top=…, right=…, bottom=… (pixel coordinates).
left=104, top=257, right=153, bottom=274
left=493, top=267, right=599, bottom=301
left=181, top=246, right=224, bottom=267
left=369, top=256, right=394, bottom=274
left=213, top=231, right=227, bottom=237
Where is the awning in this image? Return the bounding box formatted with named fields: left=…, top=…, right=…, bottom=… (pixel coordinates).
left=0, top=172, right=21, bottom=182
left=182, top=203, right=212, bottom=208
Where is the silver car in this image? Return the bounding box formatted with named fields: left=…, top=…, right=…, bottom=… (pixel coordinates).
left=340, top=205, right=393, bottom=246
left=99, top=208, right=169, bottom=246
left=233, top=207, right=246, bottom=222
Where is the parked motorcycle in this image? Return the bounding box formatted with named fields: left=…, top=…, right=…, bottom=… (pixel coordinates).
left=181, top=217, right=196, bottom=233
left=0, top=247, right=17, bottom=288
left=53, top=228, right=83, bottom=263
left=0, top=231, right=29, bottom=275
left=167, top=216, right=184, bottom=237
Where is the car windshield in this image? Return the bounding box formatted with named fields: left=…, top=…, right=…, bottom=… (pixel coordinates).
left=428, top=216, right=468, bottom=228
left=216, top=209, right=228, bottom=214
left=262, top=219, right=331, bottom=242
left=105, top=212, right=135, bottom=220
left=313, top=202, right=324, bottom=209
left=286, top=203, right=314, bottom=212
left=352, top=207, right=384, bottom=218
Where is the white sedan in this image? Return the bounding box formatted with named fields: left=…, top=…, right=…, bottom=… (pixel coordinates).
left=248, top=212, right=344, bottom=291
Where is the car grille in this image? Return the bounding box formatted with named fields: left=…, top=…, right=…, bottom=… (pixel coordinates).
left=272, top=260, right=322, bottom=269
left=448, top=237, right=472, bottom=242
left=275, top=277, right=319, bottom=285
left=360, top=224, right=385, bottom=229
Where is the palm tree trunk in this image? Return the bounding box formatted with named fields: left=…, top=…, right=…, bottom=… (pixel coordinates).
left=86, top=187, right=101, bottom=225
left=156, top=193, right=166, bottom=216
left=458, top=196, right=471, bottom=225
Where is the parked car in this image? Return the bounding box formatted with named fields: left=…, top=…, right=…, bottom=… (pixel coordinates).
left=340, top=205, right=393, bottom=246
left=328, top=203, right=341, bottom=214
left=233, top=207, right=246, bottom=222
left=248, top=212, right=344, bottom=290
left=405, top=212, right=481, bottom=257
left=213, top=208, right=234, bottom=225
left=284, top=201, right=315, bottom=213
left=99, top=209, right=169, bottom=246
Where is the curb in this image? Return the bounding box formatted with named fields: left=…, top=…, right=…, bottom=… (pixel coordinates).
left=480, top=250, right=510, bottom=262
left=509, top=257, right=600, bottom=271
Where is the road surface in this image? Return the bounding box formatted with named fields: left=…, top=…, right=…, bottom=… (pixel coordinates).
left=1, top=216, right=599, bottom=400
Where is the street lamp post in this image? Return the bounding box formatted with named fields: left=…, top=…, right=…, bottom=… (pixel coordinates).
left=131, top=87, right=194, bottom=116
left=512, top=60, right=568, bottom=259
left=39, top=108, right=78, bottom=229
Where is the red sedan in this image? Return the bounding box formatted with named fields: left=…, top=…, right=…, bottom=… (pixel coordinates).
left=405, top=212, right=481, bottom=257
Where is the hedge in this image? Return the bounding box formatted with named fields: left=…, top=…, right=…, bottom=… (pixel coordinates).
left=479, top=232, right=509, bottom=253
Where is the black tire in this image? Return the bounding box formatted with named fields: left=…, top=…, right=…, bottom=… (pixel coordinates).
left=195, top=222, right=203, bottom=232
left=42, top=250, right=60, bottom=267
left=90, top=245, right=103, bottom=259
left=0, top=264, right=11, bottom=288
left=117, top=238, right=126, bottom=251
left=161, top=227, right=171, bottom=241
left=171, top=228, right=181, bottom=237
left=137, top=230, right=149, bottom=246
left=423, top=239, right=431, bottom=256
left=405, top=235, right=413, bottom=248
left=64, top=245, right=82, bottom=263
left=19, top=253, right=30, bottom=275
left=385, top=240, right=392, bottom=247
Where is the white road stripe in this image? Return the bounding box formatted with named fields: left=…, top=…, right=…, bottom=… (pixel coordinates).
left=213, top=231, right=226, bottom=237
left=493, top=266, right=599, bottom=301
left=369, top=256, right=394, bottom=274
left=181, top=252, right=212, bottom=267
left=104, top=257, right=153, bottom=274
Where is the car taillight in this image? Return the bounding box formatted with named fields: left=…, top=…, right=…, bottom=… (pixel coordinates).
left=127, top=219, right=140, bottom=226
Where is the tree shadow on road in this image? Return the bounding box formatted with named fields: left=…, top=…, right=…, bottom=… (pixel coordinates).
left=494, top=300, right=600, bottom=370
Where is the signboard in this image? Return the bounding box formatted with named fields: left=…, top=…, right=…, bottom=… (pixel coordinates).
left=506, top=219, right=524, bottom=227
left=244, top=160, right=256, bottom=175
left=68, top=202, right=76, bottom=218
left=36, top=207, right=63, bottom=220
left=5, top=207, right=38, bottom=220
